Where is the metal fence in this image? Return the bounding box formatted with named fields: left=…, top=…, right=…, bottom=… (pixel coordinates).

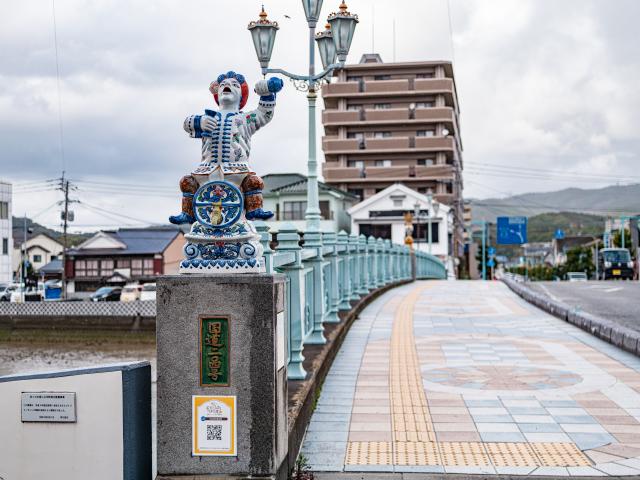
left=0, top=300, right=156, bottom=318
left=255, top=222, right=447, bottom=379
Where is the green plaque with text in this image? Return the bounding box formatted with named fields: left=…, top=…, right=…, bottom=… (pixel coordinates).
left=199, top=316, right=230, bottom=386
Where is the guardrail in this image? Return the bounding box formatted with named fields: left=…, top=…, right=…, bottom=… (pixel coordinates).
left=255, top=222, right=447, bottom=379
left=0, top=300, right=156, bottom=317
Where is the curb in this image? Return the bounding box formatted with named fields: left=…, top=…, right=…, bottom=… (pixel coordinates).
left=502, top=277, right=640, bottom=357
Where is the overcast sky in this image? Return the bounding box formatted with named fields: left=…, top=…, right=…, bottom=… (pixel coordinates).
left=1, top=0, right=639, bottom=231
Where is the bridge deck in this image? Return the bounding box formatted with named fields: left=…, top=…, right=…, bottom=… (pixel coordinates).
left=301, top=281, right=640, bottom=476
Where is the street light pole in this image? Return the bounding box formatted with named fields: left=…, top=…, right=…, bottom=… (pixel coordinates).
left=248, top=1, right=358, bottom=232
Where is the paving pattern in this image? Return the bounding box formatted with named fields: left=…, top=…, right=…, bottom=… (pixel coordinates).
left=301, top=281, right=640, bottom=475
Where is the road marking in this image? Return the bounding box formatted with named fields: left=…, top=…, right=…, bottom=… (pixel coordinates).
left=538, top=284, right=561, bottom=302
left=604, top=287, right=623, bottom=293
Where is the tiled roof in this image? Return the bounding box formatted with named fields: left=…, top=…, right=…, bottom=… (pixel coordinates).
left=38, top=259, right=63, bottom=273
left=262, top=173, right=306, bottom=194
left=267, top=177, right=359, bottom=200
left=68, top=227, right=181, bottom=257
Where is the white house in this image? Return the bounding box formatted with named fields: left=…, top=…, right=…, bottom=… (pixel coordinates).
left=348, top=183, right=452, bottom=259
left=262, top=173, right=359, bottom=233
left=0, top=182, right=12, bottom=284
left=13, top=233, right=64, bottom=279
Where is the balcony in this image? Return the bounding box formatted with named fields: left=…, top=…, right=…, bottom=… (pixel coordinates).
left=364, top=108, right=409, bottom=122
left=322, top=134, right=455, bottom=155
left=365, top=137, right=410, bottom=149
left=322, top=164, right=455, bottom=182
left=415, top=78, right=454, bottom=93
left=364, top=79, right=409, bottom=93
left=322, top=110, right=360, bottom=124
left=414, top=107, right=454, bottom=122
left=323, top=82, right=360, bottom=95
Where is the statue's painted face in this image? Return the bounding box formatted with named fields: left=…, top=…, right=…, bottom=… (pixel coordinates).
left=218, top=77, right=242, bottom=108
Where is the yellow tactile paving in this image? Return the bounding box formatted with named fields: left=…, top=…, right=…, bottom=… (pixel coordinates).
left=394, top=441, right=441, bottom=465
left=438, top=441, right=492, bottom=466
left=345, top=441, right=392, bottom=465
left=485, top=442, right=539, bottom=467
left=529, top=442, right=591, bottom=467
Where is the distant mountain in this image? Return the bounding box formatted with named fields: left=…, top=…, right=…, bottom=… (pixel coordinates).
left=470, top=183, right=640, bottom=221
left=12, top=217, right=90, bottom=247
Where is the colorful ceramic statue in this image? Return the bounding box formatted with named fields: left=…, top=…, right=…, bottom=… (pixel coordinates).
left=170, top=70, right=283, bottom=273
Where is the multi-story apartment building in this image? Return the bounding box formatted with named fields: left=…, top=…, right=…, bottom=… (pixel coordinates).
left=321, top=53, right=464, bottom=257
left=0, top=182, right=12, bottom=283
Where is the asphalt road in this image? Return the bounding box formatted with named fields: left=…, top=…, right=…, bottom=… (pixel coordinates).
left=528, top=281, right=640, bottom=333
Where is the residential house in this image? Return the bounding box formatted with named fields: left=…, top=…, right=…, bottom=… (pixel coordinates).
left=348, top=183, right=452, bottom=260
left=65, top=227, right=184, bottom=296
left=262, top=173, right=359, bottom=232
left=12, top=233, right=64, bottom=280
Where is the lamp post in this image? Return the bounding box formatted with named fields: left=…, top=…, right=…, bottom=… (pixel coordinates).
left=413, top=191, right=439, bottom=256
left=248, top=1, right=358, bottom=232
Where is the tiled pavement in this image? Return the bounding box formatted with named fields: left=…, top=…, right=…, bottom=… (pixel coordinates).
left=300, top=281, right=640, bottom=476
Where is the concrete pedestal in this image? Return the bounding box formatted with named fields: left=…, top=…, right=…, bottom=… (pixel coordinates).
left=156, top=274, right=287, bottom=479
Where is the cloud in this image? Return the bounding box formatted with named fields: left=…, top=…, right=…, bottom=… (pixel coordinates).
left=1, top=0, right=639, bottom=231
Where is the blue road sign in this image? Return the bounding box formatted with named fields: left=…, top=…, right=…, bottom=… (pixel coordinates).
left=488, top=247, right=496, bottom=257
left=487, top=258, right=495, bottom=268
left=555, top=229, right=565, bottom=240
left=497, top=216, right=528, bottom=245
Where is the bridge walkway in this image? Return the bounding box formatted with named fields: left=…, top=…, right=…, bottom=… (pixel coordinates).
left=301, top=280, right=640, bottom=476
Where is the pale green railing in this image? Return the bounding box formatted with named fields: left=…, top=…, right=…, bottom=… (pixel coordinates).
left=255, top=222, right=446, bottom=379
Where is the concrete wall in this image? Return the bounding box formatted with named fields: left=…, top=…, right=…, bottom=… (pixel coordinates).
left=0, top=182, right=12, bottom=283
left=0, top=362, right=151, bottom=480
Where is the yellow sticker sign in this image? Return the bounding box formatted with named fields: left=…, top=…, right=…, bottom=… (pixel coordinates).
left=192, top=395, right=237, bottom=456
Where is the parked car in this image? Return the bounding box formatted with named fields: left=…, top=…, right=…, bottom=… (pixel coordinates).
left=140, top=283, right=156, bottom=301
left=90, top=286, right=122, bottom=302
left=566, top=272, right=588, bottom=282
left=120, top=283, right=142, bottom=302
left=0, top=284, right=18, bottom=302
left=10, top=286, right=42, bottom=302
left=597, top=248, right=634, bottom=280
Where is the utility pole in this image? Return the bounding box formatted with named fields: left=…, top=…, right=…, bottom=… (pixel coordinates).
left=60, top=175, right=70, bottom=300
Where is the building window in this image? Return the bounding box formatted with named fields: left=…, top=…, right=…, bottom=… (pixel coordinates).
left=347, top=132, right=364, bottom=139
left=415, top=101, right=434, bottom=108
left=143, top=258, right=154, bottom=275
left=283, top=201, right=307, bottom=221
left=417, top=130, right=435, bottom=137
left=0, top=202, right=8, bottom=220
left=346, top=104, right=361, bottom=111
left=374, top=75, right=391, bottom=80
left=417, top=159, right=434, bottom=166
left=2, top=238, right=7, bottom=255
left=116, top=259, right=130, bottom=269
left=319, top=201, right=332, bottom=220
left=75, top=260, right=86, bottom=277
left=346, top=75, right=362, bottom=82
left=348, top=189, right=363, bottom=201
left=416, top=72, right=434, bottom=79
left=131, top=259, right=143, bottom=276
left=373, top=132, right=392, bottom=138
left=358, top=224, right=392, bottom=239
left=33, top=254, right=42, bottom=263
left=347, top=160, right=364, bottom=168
left=86, top=260, right=99, bottom=276
left=374, top=103, right=392, bottom=110
left=373, top=160, right=392, bottom=167
left=100, top=259, right=114, bottom=276
left=413, top=223, right=439, bottom=243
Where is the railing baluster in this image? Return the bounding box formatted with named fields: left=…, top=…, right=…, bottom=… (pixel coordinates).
left=349, top=233, right=362, bottom=300
left=304, top=229, right=326, bottom=345
left=358, top=234, right=369, bottom=295
left=322, top=231, right=340, bottom=323
left=275, top=223, right=306, bottom=380
left=337, top=231, right=353, bottom=309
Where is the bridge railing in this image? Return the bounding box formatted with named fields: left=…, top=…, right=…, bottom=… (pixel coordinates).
left=255, top=222, right=446, bottom=380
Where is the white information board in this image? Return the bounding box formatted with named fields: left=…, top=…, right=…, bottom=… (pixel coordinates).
left=21, top=392, right=76, bottom=423
left=192, top=395, right=237, bottom=456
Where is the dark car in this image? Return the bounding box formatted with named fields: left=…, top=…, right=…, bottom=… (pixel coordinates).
left=598, top=248, right=634, bottom=280
left=90, top=286, right=122, bottom=302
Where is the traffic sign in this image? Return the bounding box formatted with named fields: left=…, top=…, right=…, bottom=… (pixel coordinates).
left=497, top=216, right=527, bottom=245
left=488, top=247, right=496, bottom=257
left=555, top=229, right=565, bottom=240
left=487, top=259, right=495, bottom=268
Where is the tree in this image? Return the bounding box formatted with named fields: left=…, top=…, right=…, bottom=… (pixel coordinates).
left=563, top=246, right=595, bottom=278
left=612, top=228, right=632, bottom=251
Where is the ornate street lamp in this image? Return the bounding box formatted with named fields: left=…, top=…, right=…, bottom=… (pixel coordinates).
left=247, top=1, right=359, bottom=232
left=247, top=7, right=280, bottom=71
left=315, top=24, right=337, bottom=70
left=327, top=1, right=359, bottom=63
